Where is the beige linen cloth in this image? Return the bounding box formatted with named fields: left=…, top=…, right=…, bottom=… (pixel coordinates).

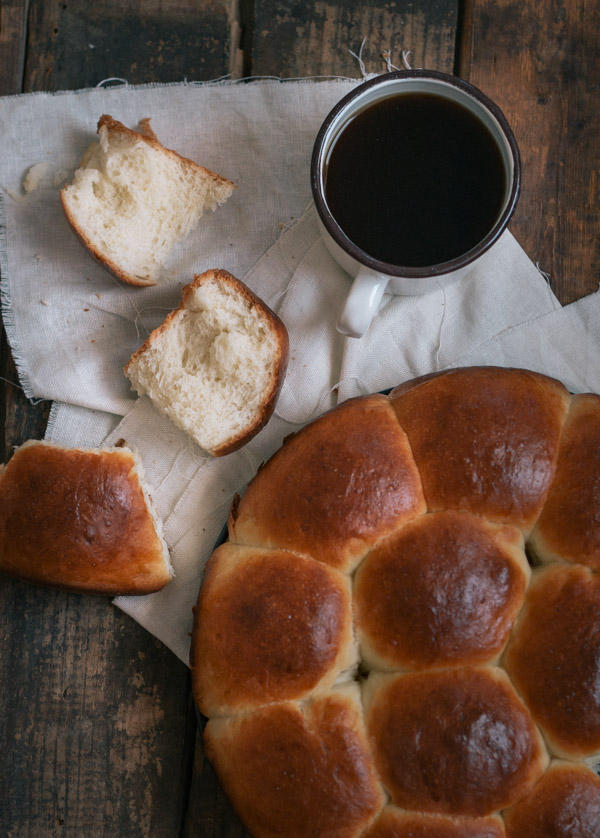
left=2, top=78, right=600, bottom=665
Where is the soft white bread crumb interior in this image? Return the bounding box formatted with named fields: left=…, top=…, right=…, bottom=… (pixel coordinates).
left=124, top=270, right=288, bottom=455
left=60, top=115, right=234, bottom=286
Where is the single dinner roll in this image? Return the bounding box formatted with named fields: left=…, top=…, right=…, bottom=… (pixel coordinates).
left=503, top=563, right=600, bottom=760
left=363, top=667, right=548, bottom=817
left=354, top=510, right=529, bottom=671
left=124, top=269, right=289, bottom=456
left=203, top=684, right=385, bottom=838
left=362, top=806, right=505, bottom=838
left=503, top=760, right=600, bottom=838
left=0, top=440, right=172, bottom=594
left=530, top=392, right=600, bottom=569
left=60, top=114, right=234, bottom=286
left=190, top=543, right=356, bottom=717
left=390, top=366, right=570, bottom=532
left=228, top=393, right=426, bottom=573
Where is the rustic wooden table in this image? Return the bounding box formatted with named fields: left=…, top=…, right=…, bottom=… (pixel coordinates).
left=0, top=1, right=598, bottom=835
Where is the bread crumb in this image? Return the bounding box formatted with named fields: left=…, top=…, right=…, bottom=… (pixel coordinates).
left=23, top=162, right=49, bottom=193
left=3, top=187, right=27, bottom=202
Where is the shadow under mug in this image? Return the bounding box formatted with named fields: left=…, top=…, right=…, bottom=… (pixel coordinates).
left=310, top=70, right=521, bottom=339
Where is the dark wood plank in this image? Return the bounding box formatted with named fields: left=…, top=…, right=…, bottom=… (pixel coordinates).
left=1, top=579, right=197, bottom=836
left=24, top=0, right=242, bottom=90
left=458, top=0, right=600, bottom=304
left=183, top=729, right=250, bottom=838
left=0, top=338, right=51, bottom=463
left=252, top=0, right=459, bottom=77
left=0, top=0, right=29, bottom=95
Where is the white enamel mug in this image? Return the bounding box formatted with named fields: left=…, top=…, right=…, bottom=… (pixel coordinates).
left=310, top=70, right=521, bottom=338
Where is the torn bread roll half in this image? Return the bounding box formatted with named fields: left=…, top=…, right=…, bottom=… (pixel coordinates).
left=60, top=115, right=235, bottom=286
left=124, top=269, right=289, bottom=456
left=0, top=440, right=172, bottom=595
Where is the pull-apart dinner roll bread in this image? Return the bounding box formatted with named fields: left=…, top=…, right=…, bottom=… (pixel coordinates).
left=389, top=366, right=570, bottom=532
left=60, top=115, right=234, bottom=286
left=0, top=440, right=171, bottom=594
left=363, top=667, right=548, bottom=817
left=228, top=393, right=426, bottom=572
left=503, top=563, right=600, bottom=760
left=354, top=511, right=529, bottom=671
left=529, top=392, right=600, bottom=569
left=124, top=270, right=288, bottom=456
left=190, top=543, right=356, bottom=717
left=503, top=760, right=600, bottom=838
left=362, top=806, right=506, bottom=838
left=190, top=366, right=600, bottom=838
left=203, top=684, right=385, bottom=838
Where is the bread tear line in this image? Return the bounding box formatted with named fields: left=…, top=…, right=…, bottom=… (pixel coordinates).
left=124, top=269, right=289, bottom=457
left=60, top=115, right=235, bottom=287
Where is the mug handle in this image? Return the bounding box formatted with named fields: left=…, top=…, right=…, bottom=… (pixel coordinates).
left=336, top=266, right=390, bottom=338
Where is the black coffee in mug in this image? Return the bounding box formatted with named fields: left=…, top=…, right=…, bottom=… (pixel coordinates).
left=323, top=92, right=507, bottom=267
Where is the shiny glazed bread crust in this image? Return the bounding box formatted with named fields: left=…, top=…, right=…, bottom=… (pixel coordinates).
left=502, top=760, right=600, bottom=837
left=191, top=366, right=600, bottom=837
left=0, top=440, right=171, bottom=595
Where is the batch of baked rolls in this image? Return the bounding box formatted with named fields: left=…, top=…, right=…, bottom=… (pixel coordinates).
left=190, top=366, right=600, bottom=838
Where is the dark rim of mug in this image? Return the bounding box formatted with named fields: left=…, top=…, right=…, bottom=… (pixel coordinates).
left=310, top=69, right=522, bottom=278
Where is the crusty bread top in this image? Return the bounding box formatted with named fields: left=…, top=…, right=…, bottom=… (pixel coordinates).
left=503, top=760, right=600, bottom=838
left=363, top=667, right=548, bottom=817
left=0, top=440, right=172, bottom=595
left=190, top=542, right=356, bottom=717
left=203, top=685, right=386, bottom=838
left=390, top=366, right=571, bottom=532
left=60, top=115, right=234, bottom=286
left=124, top=269, right=289, bottom=456
left=503, top=563, right=600, bottom=760
left=228, top=393, right=426, bottom=572
left=354, top=510, right=529, bottom=671
left=530, top=392, right=600, bottom=569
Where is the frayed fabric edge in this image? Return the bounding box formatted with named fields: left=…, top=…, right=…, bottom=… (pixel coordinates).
left=0, top=74, right=367, bottom=105
left=0, top=191, right=37, bottom=402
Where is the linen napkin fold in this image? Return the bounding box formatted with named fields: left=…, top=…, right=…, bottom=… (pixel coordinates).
left=51, top=203, right=570, bottom=665
left=0, top=78, right=363, bottom=414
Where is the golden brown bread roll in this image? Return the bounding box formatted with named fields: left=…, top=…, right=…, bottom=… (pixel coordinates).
left=190, top=543, right=356, bottom=717
left=363, top=667, right=548, bottom=817
left=503, top=760, right=600, bottom=837
left=190, top=366, right=600, bottom=837
left=228, top=393, right=426, bottom=573
left=362, top=806, right=506, bottom=838
left=389, top=367, right=570, bottom=532
left=203, top=684, right=386, bottom=838
left=530, top=393, right=600, bottom=569
left=0, top=440, right=171, bottom=594
left=354, top=510, right=529, bottom=671
left=503, top=563, right=600, bottom=760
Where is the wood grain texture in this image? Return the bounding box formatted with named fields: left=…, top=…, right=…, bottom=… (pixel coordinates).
left=458, top=0, right=599, bottom=304
left=0, top=0, right=29, bottom=95
left=251, top=0, right=459, bottom=77
left=24, top=0, right=241, bottom=90
left=0, top=578, right=196, bottom=837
